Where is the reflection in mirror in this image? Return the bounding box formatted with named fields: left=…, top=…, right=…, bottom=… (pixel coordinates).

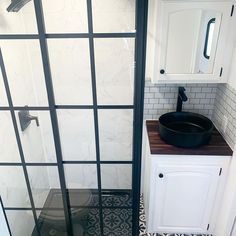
left=165, top=9, right=221, bottom=74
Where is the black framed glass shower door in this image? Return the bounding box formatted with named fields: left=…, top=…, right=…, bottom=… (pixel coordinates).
left=0, top=0, right=148, bottom=235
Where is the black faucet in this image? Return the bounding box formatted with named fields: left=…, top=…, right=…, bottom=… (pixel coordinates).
left=176, top=87, right=188, bottom=112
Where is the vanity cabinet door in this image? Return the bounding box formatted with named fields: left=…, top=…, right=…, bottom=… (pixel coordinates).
left=150, top=164, right=220, bottom=234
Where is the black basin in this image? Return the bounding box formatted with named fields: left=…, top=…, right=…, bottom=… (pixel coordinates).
left=159, top=112, right=214, bottom=148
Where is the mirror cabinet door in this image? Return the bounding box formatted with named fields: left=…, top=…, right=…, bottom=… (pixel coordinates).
left=158, top=1, right=232, bottom=80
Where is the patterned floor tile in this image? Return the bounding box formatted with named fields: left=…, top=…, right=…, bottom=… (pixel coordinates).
left=32, top=192, right=211, bottom=236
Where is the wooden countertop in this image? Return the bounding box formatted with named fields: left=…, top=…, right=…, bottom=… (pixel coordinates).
left=146, top=120, right=233, bottom=156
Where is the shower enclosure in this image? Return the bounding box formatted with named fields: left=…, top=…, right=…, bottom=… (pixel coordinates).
left=0, top=0, right=148, bottom=235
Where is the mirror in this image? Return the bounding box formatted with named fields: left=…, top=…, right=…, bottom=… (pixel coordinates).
left=165, top=9, right=221, bottom=74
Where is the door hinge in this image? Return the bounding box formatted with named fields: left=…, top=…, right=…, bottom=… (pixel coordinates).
left=220, top=67, right=223, bottom=77
left=219, top=168, right=222, bottom=176
left=207, top=224, right=210, bottom=230
left=231, top=5, right=234, bottom=17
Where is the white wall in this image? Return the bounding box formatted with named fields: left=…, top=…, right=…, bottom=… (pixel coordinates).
left=228, top=42, right=236, bottom=90
left=215, top=14, right=236, bottom=236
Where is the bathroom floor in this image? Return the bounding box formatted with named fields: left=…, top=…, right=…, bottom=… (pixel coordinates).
left=32, top=190, right=132, bottom=236
left=32, top=191, right=211, bottom=236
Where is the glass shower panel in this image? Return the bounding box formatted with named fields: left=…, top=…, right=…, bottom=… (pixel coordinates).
left=0, top=0, right=37, bottom=34
left=92, top=0, right=136, bottom=33
left=98, top=109, right=133, bottom=161
left=27, top=166, right=61, bottom=208
left=57, top=110, right=96, bottom=161
left=15, top=111, right=57, bottom=163
left=101, top=164, right=132, bottom=190
left=63, top=164, right=100, bottom=235
left=41, top=0, right=88, bottom=33
left=47, top=39, right=93, bottom=105
left=102, top=207, right=132, bottom=235
left=0, top=40, right=48, bottom=106
left=64, top=164, right=98, bottom=189
left=35, top=210, right=68, bottom=236
left=0, top=69, right=8, bottom=106
left=27, top=167, right=68, bottom=236
left=0, top=166, right=31, bottom=207
left=0, top=198, right=9, bottom=236
left=0, top=111, right=21, bottom=163
left=94, top=38, right=135, bottom=105
left=6, top=211, right=35, bottom=236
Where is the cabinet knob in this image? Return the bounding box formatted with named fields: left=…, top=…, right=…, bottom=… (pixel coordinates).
left=159, top=173, right=164, bottom=178
left=160, top=69, right=165, bottom=74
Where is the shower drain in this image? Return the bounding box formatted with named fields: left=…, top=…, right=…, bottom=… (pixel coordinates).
left=49, top=229, right=57, bottom=236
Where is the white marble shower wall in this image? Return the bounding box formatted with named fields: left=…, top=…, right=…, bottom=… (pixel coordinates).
left=0, top=1, right=60, bottom=234
left=0, top=201, right=9, bottom=236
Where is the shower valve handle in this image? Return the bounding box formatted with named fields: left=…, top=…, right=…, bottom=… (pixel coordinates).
left=18, top=107, right=40, bottom=132
left=27, top=114, right=39, bottom=127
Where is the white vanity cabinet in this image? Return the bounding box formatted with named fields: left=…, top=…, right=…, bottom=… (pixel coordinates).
left=143, top=154, right=231, bottom=235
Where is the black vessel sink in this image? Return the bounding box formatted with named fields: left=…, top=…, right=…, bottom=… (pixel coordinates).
left=159, top=112, right=214, bottom=148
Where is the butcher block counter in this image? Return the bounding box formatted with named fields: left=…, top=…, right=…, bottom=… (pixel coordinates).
left=146, top=120, right=233, bottom=156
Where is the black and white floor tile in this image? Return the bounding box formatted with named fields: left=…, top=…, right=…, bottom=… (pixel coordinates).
left=33, top=191, right=212, bottom=236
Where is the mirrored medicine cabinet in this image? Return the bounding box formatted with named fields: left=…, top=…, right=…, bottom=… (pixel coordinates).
left=146, top=0, right=235, bottom=83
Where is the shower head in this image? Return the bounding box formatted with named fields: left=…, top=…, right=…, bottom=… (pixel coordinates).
left=7, top=0, right=32, bottom=12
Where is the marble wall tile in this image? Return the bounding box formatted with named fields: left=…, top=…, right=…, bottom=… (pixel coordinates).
left=92, top=0, right=135, bottom=33
left=0, top=40, right=48, bottom=106
left=94, top=38, right=135, bottom=105
left=0, top=71, right=8, bottom=106
left=0, top=0, right=37, bottom=34
left=41, top=0, right=88, bottom=33
left=0, top=201, right=9, bottom=236
left=47, top=39, right=93, bottom=105
left=38, top=112, right=57, bottom=162
left=27, top=166, right=60, bottom=208
left=6, top=211, right=35, bottom=236
left=16, top=111, right=57, bottom=163
left=64, top=164, right=98, bottom=189
left=57, top=109, right=96, bottom=161
left=0, top=167, right=30, bottom=207
left=98, top=109, right=133, bottom=161
left=101, top=164, right=132, bottom=189
left=0, top=111, right=21, bottom=163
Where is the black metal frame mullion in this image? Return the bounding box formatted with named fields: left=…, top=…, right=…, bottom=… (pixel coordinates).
left=0, top=33, right=136, bottom=40
left=86, top=0, right=104, bottom=235
left=32, top=0, right=73, bottom=235
left=0, top=49, right=41, bottom=236
left=132, top=0, right=149, bottom=235
left=0, top=105, right=134, bottom=111
left=0, top=161, right=133, bottom=166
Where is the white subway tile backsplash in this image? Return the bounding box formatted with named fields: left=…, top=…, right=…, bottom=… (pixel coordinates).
left=144, top=80, right=217, bottom=120
left=212, top=84, right=236, bottom=149
left=191, top=87, right=202, bottom=93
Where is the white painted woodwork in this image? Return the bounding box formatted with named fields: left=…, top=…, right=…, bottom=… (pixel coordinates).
left=151, top=164, right=220, bottom=233
left=146, top=0, right=235, bottom=83
left=142, top=130, right=231, bottom=234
